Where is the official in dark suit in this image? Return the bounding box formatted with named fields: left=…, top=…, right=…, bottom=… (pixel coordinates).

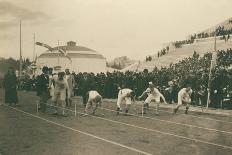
left=3, top=67, right=18, bottom=106
left=36, top=66, right=50, bottom=113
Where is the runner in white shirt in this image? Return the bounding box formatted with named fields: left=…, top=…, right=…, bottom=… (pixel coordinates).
left=52, top=72, right=69, bottom=117
left=174, top=84, right=192, bottom=114
left=83, top=90, right=104, bottom=116
left=138, top=82, right=167, bottom=115
left=116, top=88, right=135, bottom=115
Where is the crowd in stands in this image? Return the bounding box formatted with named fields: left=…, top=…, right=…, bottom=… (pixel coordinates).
left=193, top=26, right=232, bottom=40
left=145, top=46, right=170, bottom=61
left=172, top=25, right=232, bottom=48
left=173, top=38, right=195, bottom=48
left=6, top=48, right=232, bottom=109
left=157, top=46, right=169, bottom=58
left=145, top=24, right=232, bottom=61
left=145, top=56, right=152, bottom=62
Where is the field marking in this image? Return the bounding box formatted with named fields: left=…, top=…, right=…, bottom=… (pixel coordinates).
left=105, top=99, right=232, bottom=118
left=159, top=108, right=232, bottom=124
left=70, top=102, right=232, bottom=134
left=75, top=99, right=232, bottom=125
left=55, top=105, right=232, bottom=150
left=6, top=104, right=232, bottom=151
left=121, top=101, right=232, bottom=124
left=130, top=105, right=232, bottom=124
left=97, top=106, right=232, bottom=135
left=138, top=105, right=232, bottom=124
left=5, top=105, right=152, bottom=155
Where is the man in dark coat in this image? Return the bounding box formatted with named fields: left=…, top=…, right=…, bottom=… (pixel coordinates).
left=80, top=72, right=90, bottom=107
left=36, top=66, right=50, bottom=113
left=210, top=71, right=229, bottom=108
left=3, top=67, right=18, bottom=106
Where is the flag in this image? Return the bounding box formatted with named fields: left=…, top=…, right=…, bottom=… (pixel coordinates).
left=58, top=48, right=72, bottom=62
left=36, top=41, right=72, bottom=62
left=35, top=42, right=54, bottom=51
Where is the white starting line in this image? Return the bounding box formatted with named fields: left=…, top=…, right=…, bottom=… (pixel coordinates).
left=97, top=106, right=232, bottom=135
left=131, top=103, right=232, bottom=124
left=126, top=102, right=232, bottom=125
left=43, top=104, right=232, bottom=151
left=107, top=99, right=232, bottom=123
left=5, top=105, right=152, bottom=155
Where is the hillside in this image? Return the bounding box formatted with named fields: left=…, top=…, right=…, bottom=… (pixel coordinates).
left=122, top=17, right=232, bottom=72
left=122, top=38, right=232, bottom=72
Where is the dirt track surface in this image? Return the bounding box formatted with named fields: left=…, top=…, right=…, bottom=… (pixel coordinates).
left=0, top=90, right=232, bottom=155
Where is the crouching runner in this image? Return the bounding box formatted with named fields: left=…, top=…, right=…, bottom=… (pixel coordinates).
left=116, top=88, right=135, bottom=115
left=83, top=91, right=104, bottom=116
left=138, top=82, right=167, bottom=115
left=174, top=84, right=192, bottom=114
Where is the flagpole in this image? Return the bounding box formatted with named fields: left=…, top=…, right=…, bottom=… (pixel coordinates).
left=206, top=30, right=217, bottom=109
left=33, top=33, right=35, bottom=62
left=58, top=40, right=60, bottom=66
left=206, top=60, right=213, bottom=109
left=19, top=20, right=22, bottom=78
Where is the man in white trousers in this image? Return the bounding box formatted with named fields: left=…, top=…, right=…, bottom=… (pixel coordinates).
left=138, top=82, right=167, bottom=115
left=52, top=72, right=69, bottom=117
left=174, top=84, right=192, bottom=114
left=116, top=88, right=135, bottom=115
left=83, top=90, right=104, bottom=116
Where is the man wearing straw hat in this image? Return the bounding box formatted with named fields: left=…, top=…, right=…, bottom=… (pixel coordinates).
left=138, top=81, right=167, bottom=115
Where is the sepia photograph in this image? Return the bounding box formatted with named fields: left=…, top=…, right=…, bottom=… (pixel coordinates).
left=0, top=0, right=232, bottom=154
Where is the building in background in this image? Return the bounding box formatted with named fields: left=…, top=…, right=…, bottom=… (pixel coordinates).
left=36, top=41, right=106, bottom=74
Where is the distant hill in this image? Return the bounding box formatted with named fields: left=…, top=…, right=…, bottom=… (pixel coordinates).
left=107, top=56, right=136, bottom=70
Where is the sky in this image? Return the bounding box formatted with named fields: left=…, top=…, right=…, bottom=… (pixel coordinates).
left=0, top=0, right=232, bottom=61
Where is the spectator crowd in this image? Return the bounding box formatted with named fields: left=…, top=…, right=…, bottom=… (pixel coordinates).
left=2, top=48, right=232, bottom=109
left=172, top=25, right=232, bottom=48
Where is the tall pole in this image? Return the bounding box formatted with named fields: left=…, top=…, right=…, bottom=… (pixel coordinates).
left=19, top=20, right=22, bottom=78
left=206, top=30, right=217, bottom=109
left=33, top=33, right=35, bottom=62
left=58, top=40, right=60, bottom=66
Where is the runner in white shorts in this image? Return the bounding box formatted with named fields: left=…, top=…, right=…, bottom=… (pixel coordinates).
left=138, top=82, right=167, bottom=115
left=116, top=88, right=135, bottom=115
left=52, top=72, right=69, bottom=117
left=83, top=91, right=104, bottom=116
left=174, top=84, right=192, bottom=114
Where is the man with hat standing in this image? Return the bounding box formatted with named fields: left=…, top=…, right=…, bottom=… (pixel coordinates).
left=36, top=66, right=50, bottom=113
left=138, top=82, right=167, bottom=115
